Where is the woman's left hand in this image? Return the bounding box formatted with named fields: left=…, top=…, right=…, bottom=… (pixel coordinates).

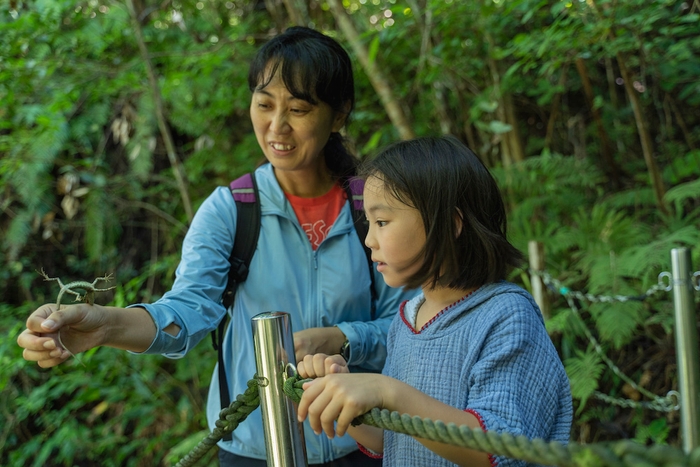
left=293, top=326, right=345, bottom=363
left=297, top=373, right=387, bottom=438
left=297, top=353, right=347, bottom=379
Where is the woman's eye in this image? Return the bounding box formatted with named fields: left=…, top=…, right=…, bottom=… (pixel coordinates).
left=290, top=108, right=309, bottom=114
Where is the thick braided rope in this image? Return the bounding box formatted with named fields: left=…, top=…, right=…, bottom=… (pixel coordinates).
left=282, top=375, right=700, bottom=467
left=175, top=375, right=700, bottom=467
left=174, top=378, right=260, bottom=467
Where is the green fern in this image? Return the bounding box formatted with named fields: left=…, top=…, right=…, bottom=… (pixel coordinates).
left=564, top=349, right=605, bottom=412
left=664, top=177, right=700, bottom=204
left=590, top=301, right=649, bottom=349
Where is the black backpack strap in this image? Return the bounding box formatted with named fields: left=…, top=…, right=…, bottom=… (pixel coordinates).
left=214, top=172, right=260, bottom=441
left=346, top=177, right=378, bottom=315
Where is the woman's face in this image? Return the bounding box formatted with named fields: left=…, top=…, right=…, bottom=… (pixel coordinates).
left=250, top=69, right=346, bottom=182
left=363, top=175, right=425, bottom=288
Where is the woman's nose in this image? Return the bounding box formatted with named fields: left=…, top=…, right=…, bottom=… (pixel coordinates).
left=270, top=110, right=290, bottom=134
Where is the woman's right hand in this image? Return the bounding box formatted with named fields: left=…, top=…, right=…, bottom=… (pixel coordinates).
left=297, top=353, right=349, bottom=379
left=17, top=303, right=110, bottom=368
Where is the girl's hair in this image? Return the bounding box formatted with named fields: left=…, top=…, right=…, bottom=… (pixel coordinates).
left=360, top=135, right=524, bottom=290
left=248, top=26, right=358, bottom=180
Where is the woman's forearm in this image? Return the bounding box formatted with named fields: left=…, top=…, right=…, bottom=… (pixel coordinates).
left=102, top=306, right=177, bottom=352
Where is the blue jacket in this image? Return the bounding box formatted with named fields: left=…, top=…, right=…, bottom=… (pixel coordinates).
left=134, top=163, right=416, bottom=462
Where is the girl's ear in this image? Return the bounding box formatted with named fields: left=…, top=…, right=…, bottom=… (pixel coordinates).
left=454, top=208, right=464, bottom=238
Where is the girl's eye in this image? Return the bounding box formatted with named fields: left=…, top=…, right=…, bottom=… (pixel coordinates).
left=376, top=220, right=387, bottom=227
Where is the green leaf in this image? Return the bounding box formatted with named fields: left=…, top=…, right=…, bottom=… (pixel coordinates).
left=487, top=120, right=513, bottom=134
left=368, top=35, right=380, bottom=65
left=564, top=349, right=605, bottom=410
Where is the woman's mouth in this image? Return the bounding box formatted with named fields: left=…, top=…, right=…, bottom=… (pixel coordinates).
left=270, top=142, right=295, bottom=151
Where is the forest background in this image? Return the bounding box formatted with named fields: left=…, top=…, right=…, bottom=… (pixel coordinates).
left=1, top=0, right=699, bottom=465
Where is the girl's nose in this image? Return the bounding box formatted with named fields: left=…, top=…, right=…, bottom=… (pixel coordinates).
left=364, top=226, right=377, bottom=250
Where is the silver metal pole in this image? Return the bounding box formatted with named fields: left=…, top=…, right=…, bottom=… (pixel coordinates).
left=671, top=247, right=700, bottom=453
left=252, top=312, right=307, bottom=466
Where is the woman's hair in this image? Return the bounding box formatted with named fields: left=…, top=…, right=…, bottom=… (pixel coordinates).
left=360, top=135, right=524, bottom=290
left=248, top=26, right=358, bottom=180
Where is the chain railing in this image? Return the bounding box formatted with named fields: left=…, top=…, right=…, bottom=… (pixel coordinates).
left=532, top=268, right=689, bottom=413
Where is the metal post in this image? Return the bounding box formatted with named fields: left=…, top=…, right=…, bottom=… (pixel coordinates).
left=252, top=312, right=307, bottom=466
left=671, top=248, right=700, bottom=453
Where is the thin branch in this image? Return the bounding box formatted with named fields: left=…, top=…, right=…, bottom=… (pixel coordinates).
left=125, top=0, right=194, bottom=223
left=114, top=198, right=189, bottom=236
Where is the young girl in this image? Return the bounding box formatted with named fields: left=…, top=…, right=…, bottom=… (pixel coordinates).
left=296, top=135, right=572, bottom=467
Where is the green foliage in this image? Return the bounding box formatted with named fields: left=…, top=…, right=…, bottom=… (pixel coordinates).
left=2, top=0, right=699, bottom=460
left=0, top=302, right=214, bottom=467
left=634, top=417, right=670, bottom=445
left=565, top=349, right=605, bottom=412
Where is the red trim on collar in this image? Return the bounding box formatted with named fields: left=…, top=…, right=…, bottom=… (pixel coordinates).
left=465, top=409, right=498, bottom=467
left=357, top=442, right=383, bottom=459
left=399, top=300, right=420, bottom=334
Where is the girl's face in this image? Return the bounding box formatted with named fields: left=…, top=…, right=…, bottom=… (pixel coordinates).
left=363, top=175, right=426, bottom=288
left=250, top=69, right=346, bottom=182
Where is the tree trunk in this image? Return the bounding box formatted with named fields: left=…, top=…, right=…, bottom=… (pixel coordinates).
left=281, top=0, right=310, bottom=26
left=545, top=62, right=568, bottom=151
left=666, top=94, right=697, bottom=151
left=604, top=56, right=627, bottom=156
left=575, top=57, right=623, bottom=187
left=126, top=0, right=193, bottom=223
left=616, top=52, right=669, bottom=215
left=503, top=92, right=525, bottom=163
left=264, top=0, right=287, bottom=30
left=326, top=0, right=415, bottom=140
left=588, top=0, right=668, bottom=214
left=487, top=56, right=524, bottom=165
left=486, top=34, right=524, bottom=165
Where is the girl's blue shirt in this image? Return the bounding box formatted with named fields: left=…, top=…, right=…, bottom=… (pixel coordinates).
left=132, top=163, right=417, bottom=462
left=382, top=281, right=573, bottom=467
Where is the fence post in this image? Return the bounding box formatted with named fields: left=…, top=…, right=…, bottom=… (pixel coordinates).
left=528, top=240, right=550, bottom=319
left=252, top=312, right=308, bottom=466
left=671, top=247, right=700, bottom=453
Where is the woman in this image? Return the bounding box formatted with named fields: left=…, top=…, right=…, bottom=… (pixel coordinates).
left=17, top=26, right=415, bottom=466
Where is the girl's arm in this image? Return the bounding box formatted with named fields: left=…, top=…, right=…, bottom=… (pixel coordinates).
left=297, top=372, right=491, bottom=467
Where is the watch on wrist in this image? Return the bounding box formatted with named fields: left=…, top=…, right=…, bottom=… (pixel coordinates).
left=339, top=339, right=350, bottom=362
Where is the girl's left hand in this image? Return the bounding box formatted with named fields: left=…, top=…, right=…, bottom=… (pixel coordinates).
left=297, top=373, right=386, bottom=438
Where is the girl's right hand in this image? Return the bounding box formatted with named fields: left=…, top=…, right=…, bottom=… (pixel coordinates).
left=297, top=353, right=348, bottom=379
left=17, top=303, right=109, bottom=368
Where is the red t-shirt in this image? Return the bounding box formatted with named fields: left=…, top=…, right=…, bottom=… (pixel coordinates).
left=285, top=184, right=347, bottom=250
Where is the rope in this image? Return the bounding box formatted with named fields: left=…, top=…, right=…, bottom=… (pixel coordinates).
left=174, top=378, right=260, bottom=467
left=175, top=375, right=700, bottom=467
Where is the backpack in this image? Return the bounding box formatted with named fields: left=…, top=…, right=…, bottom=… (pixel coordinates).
left=212, top=172, right=376, bottom=439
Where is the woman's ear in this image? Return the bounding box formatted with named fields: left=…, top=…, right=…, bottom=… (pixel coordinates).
left=331, top=101, right=351, bottom=132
